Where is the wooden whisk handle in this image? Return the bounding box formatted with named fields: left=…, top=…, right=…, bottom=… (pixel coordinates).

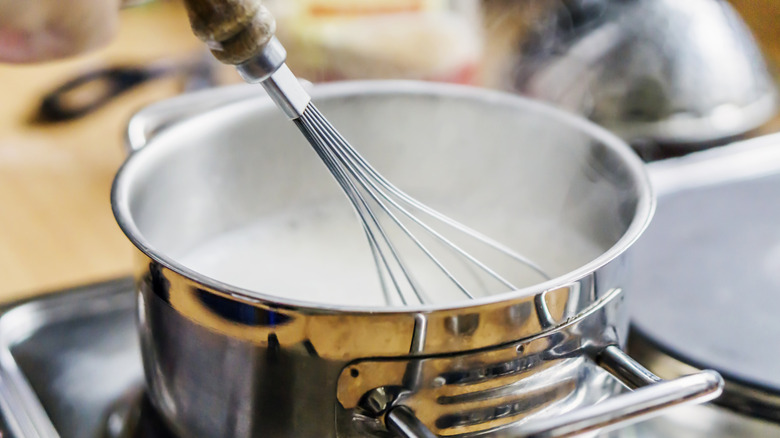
left=181, top=0, right=276, bottom=65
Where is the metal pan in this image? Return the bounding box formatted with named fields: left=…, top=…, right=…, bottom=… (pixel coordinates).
left=627, top=132, right=780, bottom=427
left=112, top=82, right=720, bottom=437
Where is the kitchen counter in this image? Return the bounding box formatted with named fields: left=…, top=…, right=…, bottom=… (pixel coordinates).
left=0, top=2, right=235, bottom=302
left=0, top=0, right=777, bottom=302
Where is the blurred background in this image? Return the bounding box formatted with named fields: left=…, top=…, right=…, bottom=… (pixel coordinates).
left=0, top=0, right=777, bottom=303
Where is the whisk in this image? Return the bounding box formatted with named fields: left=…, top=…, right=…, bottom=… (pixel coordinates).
left=182, top=0, right=550, bottom=305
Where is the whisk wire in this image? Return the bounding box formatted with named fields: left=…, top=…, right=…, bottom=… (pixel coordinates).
left=338, top=135, right=551, bottom=282
left=305, top=105, right=552, bottom=291
left=293, top=101, right=552, bottom=305
left=305, top=108, right=478, bottom=300
left=296, top=111, right=430, bottom=304
left=250, top=56, right=553, bottom=306
left=296, top=120, right=405, bottom=304
left=307, top=115, right=546, bottom=281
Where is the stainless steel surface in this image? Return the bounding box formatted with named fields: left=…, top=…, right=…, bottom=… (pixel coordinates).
left=0, top=279, right=763, bottom=438
left=125, top=79, right=314, bottom=153
left=235, top=36, right=312, bottom=119
left=336, top=289, right=628, bottom=437
left=516, top=371, right=722, bottom=438
left=626, top=132, right=780, bottom=421
left=112, top=82, right=658, bottom=437
left=368, top=327, right=722, bottom=438
left=508, top=0, right=777, bottom=145
left=386, top=406, right=438, bottom=438
left=260, top=63, right=311, bottom=119
left=0, top=278, right=143, bottom=438
left=599, top=345, right=660, bottom=389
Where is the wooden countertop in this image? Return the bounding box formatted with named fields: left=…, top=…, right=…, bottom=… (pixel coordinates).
left=0, top=0, right=777, bottom=303
left=0, top=2, right=217, bottom=302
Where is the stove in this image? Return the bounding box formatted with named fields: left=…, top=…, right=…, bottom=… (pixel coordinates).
left=3, top=136, right=780, bottom=437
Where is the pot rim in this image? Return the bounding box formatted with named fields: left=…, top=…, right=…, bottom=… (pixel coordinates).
left=112, top=80, right=655, bottom=314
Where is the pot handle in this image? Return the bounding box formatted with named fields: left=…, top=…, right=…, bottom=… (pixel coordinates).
left=386, top=345, right=723, bottom=438
left=125, top=79, right=313, bottom=153
left=125, top=84, right=256, bottom=153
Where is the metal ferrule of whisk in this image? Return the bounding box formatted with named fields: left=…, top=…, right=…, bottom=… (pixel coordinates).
left=235, top=37, right=312, bottom=120
left=180, top=0, right=310, bottom=119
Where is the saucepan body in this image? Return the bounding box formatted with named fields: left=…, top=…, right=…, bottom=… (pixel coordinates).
left=111, top=81, right=689, bottom=437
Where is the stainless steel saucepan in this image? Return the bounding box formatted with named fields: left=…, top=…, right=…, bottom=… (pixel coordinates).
left=112, top=81, right=722, bottom=437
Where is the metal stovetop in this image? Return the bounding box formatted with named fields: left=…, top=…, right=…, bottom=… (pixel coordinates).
left=0, top=279, right=143, bottom=438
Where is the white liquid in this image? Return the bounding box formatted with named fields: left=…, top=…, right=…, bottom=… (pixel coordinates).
left=179, top=202, right=385, bottom=306
left=178, top=201, right=603, bottom=307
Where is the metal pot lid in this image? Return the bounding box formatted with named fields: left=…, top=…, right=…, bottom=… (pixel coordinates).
left=627, top=133, right=780, bottom=417
left=510, top=0, right=778, bottom=146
